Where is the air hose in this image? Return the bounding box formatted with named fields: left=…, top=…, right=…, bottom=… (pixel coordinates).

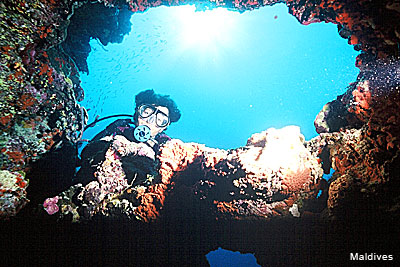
left=83, top=114, right=134, bottom=132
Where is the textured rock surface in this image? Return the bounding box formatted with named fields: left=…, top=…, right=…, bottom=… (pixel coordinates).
left=0, top=170, right=29, bottom=217
left=43, top=126, right=323, bottom=223
left=0, top=0, right=87, bottom=175
left=137, top=126, right=324, bottom=221
left=313, top=59, right=400, bottom=218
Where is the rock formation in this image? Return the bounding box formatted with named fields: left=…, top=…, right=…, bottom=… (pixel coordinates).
left=42, top=126, right=323, bottom=223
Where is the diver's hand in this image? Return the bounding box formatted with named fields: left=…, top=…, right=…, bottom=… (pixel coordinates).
left=110, top=135, right=155, bottom=160
left=134, top=142, right=155, bottom=160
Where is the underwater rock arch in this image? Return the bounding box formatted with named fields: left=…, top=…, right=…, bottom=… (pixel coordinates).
left=1, top=0, right=400, bottom=265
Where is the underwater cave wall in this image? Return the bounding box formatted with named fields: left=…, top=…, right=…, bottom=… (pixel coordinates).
left=314, top=60, right=400, bottom=218
left=60, top=0, right=400, bottom=74
left=0, top=0, right=88, bottom=217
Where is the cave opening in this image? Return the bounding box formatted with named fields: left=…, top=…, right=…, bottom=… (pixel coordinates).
left=2, top=0, right=400, bottom=265
left=78, top=3, right=360, bottom=150
left=71, top=2, right=360, bottom=265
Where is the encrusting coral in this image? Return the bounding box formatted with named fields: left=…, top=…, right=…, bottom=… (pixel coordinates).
left=0, top=170, right=29, bottom=218
left=312, top=59, right=400, bottom=218
left=44, top=126, right=324, bottom=222
left=0, top=0, right=87, bottom=175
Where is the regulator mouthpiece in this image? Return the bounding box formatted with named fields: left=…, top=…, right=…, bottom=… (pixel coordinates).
left=134, top=125, right=151, bottom=142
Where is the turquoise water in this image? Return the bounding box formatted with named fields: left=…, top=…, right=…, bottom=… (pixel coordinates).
left=79, top=3, right=359, bottom=265
left=80, top=4, right=359, bottom=149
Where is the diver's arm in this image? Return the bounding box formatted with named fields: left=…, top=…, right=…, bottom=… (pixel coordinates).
left=108, top=135, right=156, bottom=160
left=90, top=119, right=133, bottom=142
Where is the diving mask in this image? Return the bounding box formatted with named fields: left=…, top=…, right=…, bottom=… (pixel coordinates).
left=138, top=104, right=170, bottom=128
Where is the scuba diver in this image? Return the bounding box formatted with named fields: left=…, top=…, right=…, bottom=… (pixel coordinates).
left=75, top=89, right=181, bottom=187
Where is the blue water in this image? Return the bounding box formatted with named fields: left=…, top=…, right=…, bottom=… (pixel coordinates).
left=206, top=247, right=260, bottom=267
left=79, top=3, right=359, bottom=265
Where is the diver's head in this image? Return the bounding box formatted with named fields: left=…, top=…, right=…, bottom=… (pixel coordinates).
left=133, top=89, right=181, bottom=138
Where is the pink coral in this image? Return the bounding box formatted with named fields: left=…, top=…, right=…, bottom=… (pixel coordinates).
left=43, top=196, right=60, bottom=215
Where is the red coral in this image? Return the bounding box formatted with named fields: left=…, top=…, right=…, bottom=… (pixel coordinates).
left=134, top=131, right=322, bottom=222
left=135, top=184, right=168, bottom=221
left=350, top=83, right=372, bottom=120
left=324, top=76, right=399, bottom=215
left=0, top=114, right=13, bottom=128
left=15, top=176, right=27, bottom=188
left=17, top=94, right=37, bottom=110
left=5, top=151, right=25, bottom=166
left=327, top=174, right=352, bottom=212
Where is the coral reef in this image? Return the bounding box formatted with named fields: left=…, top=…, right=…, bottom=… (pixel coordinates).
left=189, top=125, right=324, bottom=220
left=0, top=0, right=87, bottom=174
left=0, top=170, right=29, bottom=218
left=314, top=94, right=362, bottom=134
left=45, top=126, right=324, bottom=223
left=43, top=196, right=60, bottom=215
left=1, top=0, right=399, bottom=216
left=309, top=125, right=399, bottom=218
left=43, top=134, right=160, bottom=221
left=312, top=59, right=400, bottom=218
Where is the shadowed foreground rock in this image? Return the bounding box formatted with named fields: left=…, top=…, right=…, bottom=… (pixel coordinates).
left=3, top=123, right=399, bottom=265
